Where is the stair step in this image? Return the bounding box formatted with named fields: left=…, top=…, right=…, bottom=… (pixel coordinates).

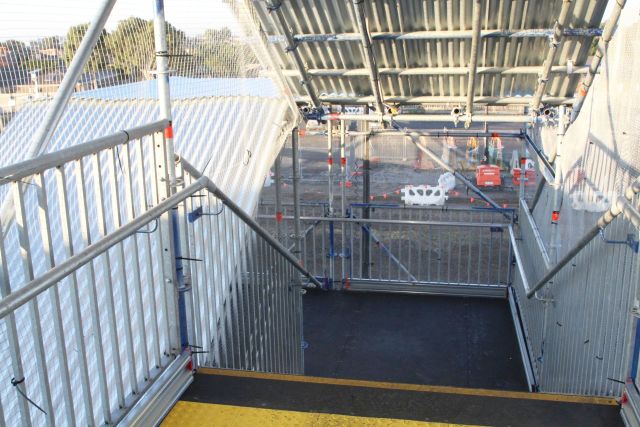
left=164, top=368, right=621, bottom=426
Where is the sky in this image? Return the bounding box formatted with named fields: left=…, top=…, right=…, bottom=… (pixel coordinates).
left=0, top=0, right=241, bottom=41
left=0, top=0, right=637, bottom=42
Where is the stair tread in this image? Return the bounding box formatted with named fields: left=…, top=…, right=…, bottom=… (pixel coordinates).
left=169, top=368, right=622, bottom=427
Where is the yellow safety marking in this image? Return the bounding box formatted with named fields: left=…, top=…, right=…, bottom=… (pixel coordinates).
left=197, top=367, right=618, bottom=406
left=162, top=401, right=484, bottom=427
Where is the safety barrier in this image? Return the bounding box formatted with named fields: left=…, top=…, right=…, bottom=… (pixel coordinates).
left=259, top=203, right=513, bottom=297
left=0, top=124, right=317, bottom=425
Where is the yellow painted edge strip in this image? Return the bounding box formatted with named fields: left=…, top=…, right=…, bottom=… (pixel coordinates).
left=197, top=367, right=618, bottom=406
left=163, top=401, right=485, bottom=427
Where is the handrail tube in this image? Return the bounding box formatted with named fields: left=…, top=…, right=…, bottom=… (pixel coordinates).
left=325, top=113, right=539, bottom=123
left=527, top=188, right=640, bottom=299
left=530, top=0, right=572, bottom=111
left=529, top=177, right=546, bottom=212
left=281, top=65, right=590, bottom=78
left=282, top=28, right=604, bottom=43
left=0, top=120, right=168, bottom=185
left=266, top=215, right=508, bottom=228
left=519, top=198, right=552, bottom=269
left=366, top=130, right=522, bottom=138
left=571, top=0, right=626, bottom=123
left=465, top=0, right=482, bottom=117
left=352, top=0, right=385, bottom=114
left=521, top=133, right=555, bottom=179
left=508, top=225, right=532, bottom=295
left=307, top=95, right=573, bottom=106
left=0, top=178, right=207, bottom=320
left=266, top=0, right=322, bottom=107
left=180, top=160, right=323, bottom=289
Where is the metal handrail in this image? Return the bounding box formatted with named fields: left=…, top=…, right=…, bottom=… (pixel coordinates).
left=261, top=215, right=509, bottom=229
left=526, top=177, right=640, bottom=298
left=180, top=158, right=322, bottom=289
left=0, top=120, right=168, bottom=185
left=0, top=178, right=205, bottom=319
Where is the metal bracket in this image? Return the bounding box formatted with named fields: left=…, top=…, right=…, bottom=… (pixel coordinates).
left=187, top=205, right=225, bottom=223
left=599, top=229, right=639, bottom=253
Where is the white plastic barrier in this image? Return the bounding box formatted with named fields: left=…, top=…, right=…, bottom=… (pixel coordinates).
left=401, top=185, right=448, bottom=206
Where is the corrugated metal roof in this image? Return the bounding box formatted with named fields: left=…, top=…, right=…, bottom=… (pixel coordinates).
left=0, top=94, right=288, bottom=211
left=75, top=76, right=279, bottom=100
left=253, top=0, right=608, bottom=109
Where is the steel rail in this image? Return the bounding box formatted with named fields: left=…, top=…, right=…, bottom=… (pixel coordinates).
left=266, top=215, right=508, bottom=229
left=274, top=28, right=604, bottom=43
left=266, top=0, right=322, bottom=107
left=530, top=0, right=573, bottom=111
left=465, top=0, right=482, bottom=119
left=571, top=0, right=627, bottom=123
left=280, top=65, right=590, bottom=78
left=521, top=132, right=555, bottom=179
left=352, top=0, right=385, bottom=114
left=0, top=120, right=168, bottom=185
left=527, top=177, right=640, bottom=298
left=304, top=95, right=573, bottom=106
left=0, top=179, right=207, bottom=319
left=180, top=160, right=323, bottom=289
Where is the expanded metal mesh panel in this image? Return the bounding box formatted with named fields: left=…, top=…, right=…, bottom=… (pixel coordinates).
left=515, top=13, right=640, bottom=397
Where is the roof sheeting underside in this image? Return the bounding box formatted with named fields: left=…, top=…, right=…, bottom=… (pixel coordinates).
left=255, top=0, right=607, bottom=107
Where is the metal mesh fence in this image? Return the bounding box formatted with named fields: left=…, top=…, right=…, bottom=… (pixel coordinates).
left=516, top=13, right=640, bottom=396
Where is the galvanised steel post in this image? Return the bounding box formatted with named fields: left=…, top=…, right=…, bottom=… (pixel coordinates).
left=361, top=106, right=371, bottom=278
left=154, top=0, right=188, bottom=350
left=274, top=152, right=283, bottom=243
left=339, top=119, right=347, bottom=287
left=549, top=106, right=567, bottom=263
left=530, top=0, right=573, bottom=112
left=519, top=138, right=526, bottom=200
left=464, top=0, right=482, bottom=126
left=327, top=113, right=335, bottom=288
left=571, top=0, right=626, bottom=123
left=291, top=128, right=303, bottom=261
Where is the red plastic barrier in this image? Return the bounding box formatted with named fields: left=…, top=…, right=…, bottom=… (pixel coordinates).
left=476, top=165, right=502, bottom=187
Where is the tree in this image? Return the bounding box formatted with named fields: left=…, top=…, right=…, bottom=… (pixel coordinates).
left=193, top=28, right=257, bottom=77
left=63, top=23, right=110, bottom=72
left=108, top=17, right=188, bottom=81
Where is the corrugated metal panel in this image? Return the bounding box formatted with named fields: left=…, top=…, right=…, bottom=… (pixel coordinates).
left=254, top=0, right=607, bottom=107
left=0, top=86, right=288, bottom=211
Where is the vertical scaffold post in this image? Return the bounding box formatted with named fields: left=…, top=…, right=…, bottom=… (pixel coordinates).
left=327, top=112, right=335, bottom=288
left=339, top=118, right=347, bottom=288
left=519, top=138, right=527, bottom=201
left=274, top=152, right=283, bottom=243
left=154, top=0, right=188, bottom=351
left=549, top=105, right=568, bottom=263
left=361, top=106, right=371, bottom=278
left=292, top=128, right=303, bottom=262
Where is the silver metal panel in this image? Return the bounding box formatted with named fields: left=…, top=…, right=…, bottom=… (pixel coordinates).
left=254, top=0, right=607, bottom=108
